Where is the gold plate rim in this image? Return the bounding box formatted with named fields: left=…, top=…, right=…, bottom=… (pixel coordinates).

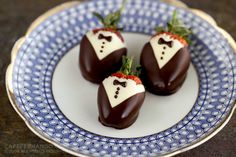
left=5, top=1, right=236, bottom=156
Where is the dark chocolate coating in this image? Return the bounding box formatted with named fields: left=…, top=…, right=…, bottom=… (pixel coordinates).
left=79, top=36, right=127, bottom=84
left=97, top=84, right=145, bottom=129
left=140, top=43, right=190, bottom=95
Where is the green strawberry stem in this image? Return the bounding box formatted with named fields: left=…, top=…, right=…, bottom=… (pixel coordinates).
left=93, top=0, right=127, bottom=30
left=119, top=56, right=141, bottom=77
left=156, top=10, right=192, bottom=44
left=134, top=65, right=142, bottom=77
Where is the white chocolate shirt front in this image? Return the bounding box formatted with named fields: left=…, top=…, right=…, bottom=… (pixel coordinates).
left=150, top=34, right=184, bottom=69
left=86, top=30, right=126, bottom=60
left=103, top=76, right=145, bottom=108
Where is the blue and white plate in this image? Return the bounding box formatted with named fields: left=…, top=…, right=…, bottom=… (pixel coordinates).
left=6, top=0, right=236, bottom=156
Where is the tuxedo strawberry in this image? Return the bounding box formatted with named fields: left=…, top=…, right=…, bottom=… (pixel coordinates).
left=79, top=0, right=127, bottom=84
left=140, top=11, right=191, bottom=95
left=97, top=57, right=145, bottom=129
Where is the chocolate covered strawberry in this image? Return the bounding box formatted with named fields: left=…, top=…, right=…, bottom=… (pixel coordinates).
left=97, top=57, right=145, bottom=129
left=140, top=11, right=191, bottom=95
left=79, top=0, right=127, bottom=83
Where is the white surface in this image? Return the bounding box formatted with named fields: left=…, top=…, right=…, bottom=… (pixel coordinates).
left=86, top=30, right=126, bottom=60
left=150, top=33, right=184, bottom=69
left=52, top=33, right=199, bottom=138
left=103, top=76, right=145, bottom=108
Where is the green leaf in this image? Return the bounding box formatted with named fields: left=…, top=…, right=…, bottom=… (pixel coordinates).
left=104, top=14, right=113, bottom=26
left=134, top=65, right=142, bottom=77
left=93, top=12, right=105, bottom=25
left=167, top=22, right=173, bottom=32
left=166, top=10, right=192, bottom=44
left=108, top=11, right=121, bottom=28
left=93, top=0, right=127, bottom=29
left=156, top=26, right=164, bottom=33
left=119, top=56, right=141, bottom=76
left=119, top=56, right=132, bottom=75
left=120, top=0, right=128, bottom=12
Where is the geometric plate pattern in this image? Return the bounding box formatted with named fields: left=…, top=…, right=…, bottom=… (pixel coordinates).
left=11, top=0, right=236, bottom=156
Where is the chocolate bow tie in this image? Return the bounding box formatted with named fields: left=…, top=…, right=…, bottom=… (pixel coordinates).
left=98, top=34, right=112, bottom=42
left=113, top=79, right=127, bottom=88
left=158, top=38, right=173, bottom=48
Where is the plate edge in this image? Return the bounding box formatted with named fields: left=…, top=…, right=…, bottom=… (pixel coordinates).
left=5, top=1, right=89, bottom=157
left=5, top=0, right=236, bottom=157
